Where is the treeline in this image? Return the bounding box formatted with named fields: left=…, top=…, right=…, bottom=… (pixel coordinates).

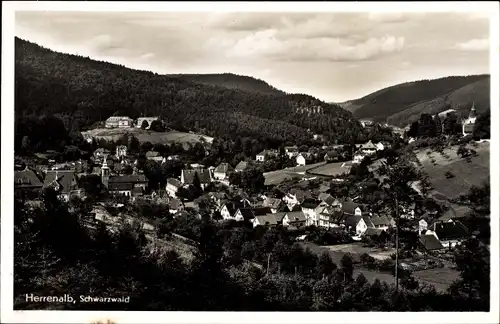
left=15, top=37, right=363, bottom=145
left=352, top=75, right=490, bottom=123
left=169, top=73, right=285, bottom=95
left=14, top=188, right=490, bottom=311
left=406, top=111, right=490, bottom=140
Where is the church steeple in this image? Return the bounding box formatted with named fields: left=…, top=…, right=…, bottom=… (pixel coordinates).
left=101, top=155, right=110, bottom=188
left=469, top=102, right=477, bottom=119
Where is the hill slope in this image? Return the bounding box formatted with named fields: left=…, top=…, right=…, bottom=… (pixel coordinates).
left=342, top=75, right=490, bottom=126
left=15, top=37, right=362, bottom=148
left=168, top=73, right=285, bottom=95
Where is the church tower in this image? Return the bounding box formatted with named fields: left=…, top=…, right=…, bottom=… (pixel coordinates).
left=101, top=155, right=110, bottom=188
left=462, top=103, right=477, bottom=136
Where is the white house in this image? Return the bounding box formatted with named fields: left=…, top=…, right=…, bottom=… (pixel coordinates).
left=213, top=162, right=233, bottom=180
left=256, top=151, right=267, bottom=162
left=375, top=142, right=385, bottom=151
left=284, top=146, right=299, bottom=159
left=344, top=215, right=373, bottom=236
left=233, top=208, right=255, bottom=222
left=353, top=152, right=366, bottom=164
left=116, top=145, right=128, bottom=158
left=136, top=116, right=160, bottom=129
left=359, top=140, right=377, bottom=156
left=166, top=178, right=182, bottom=197
left=296, top=154, right=307, bottom=166
left=419, top=219, right=428, bottom=234
left=105, top=116, right=133, bottom=128
left=301, top=199, right=320, bottom=226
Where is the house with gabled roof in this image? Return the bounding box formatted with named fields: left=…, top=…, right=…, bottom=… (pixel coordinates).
left=234, top=208, right=256, bottom=222
left=370, top=215, right=396, bottom=230
left=420, top=233, right=445, bottom=252
left=360, top=140, right=377, bottom=156
left=181, top=168, right=212, bottom=189
left=43, top=170, right=82, bottom=202
left=15, top=167, right=44, bottom=198
left=343, top=214, right=374, bottom=236
left=282, top=211, right=306, bottom=229
left=252, top=214, right=279, bottom=228
left=340, top=198, right=363, bottom=216
left=431, top=220, right=469, bottom=249
left=213, top=162, right=234, bottom=180
left=284, top=146, right=299, bottom=159
left=263, top=197, right=284, bottom=213
left=283, top=188, right=311, bottom=206
left=220, top=200, right=251, bottom=220
left=234, top=160, right=249, bottom=172
left=105, top=116, right=133, bottom=128
left=166, top=178, right=182, bottom=197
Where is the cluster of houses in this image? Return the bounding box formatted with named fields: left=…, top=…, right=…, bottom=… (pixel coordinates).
left=254, top=140, right=391, bottom=167
left=104, top=116, right=162, bottom=129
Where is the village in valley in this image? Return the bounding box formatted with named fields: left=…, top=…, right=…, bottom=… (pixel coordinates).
left=15, top=102, right=490, bottom=294
left=11, top=8, right=494, bottom=314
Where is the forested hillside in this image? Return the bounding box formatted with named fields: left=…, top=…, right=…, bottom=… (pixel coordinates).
left=15, top=37, right=363, bottom=150
left=341, top=75, right=490, bottom=126
left=169, top=73, right=285, bottom=95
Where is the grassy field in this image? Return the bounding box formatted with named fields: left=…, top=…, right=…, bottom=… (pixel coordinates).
left=264, top=162, right=326, bottom=185
left=416, top=142, right=489, bottom=199
left=301, top=242, right=455, bottom=292
left=307, top=161, right=353, bottom=177
left=82, top=127, right=214, bottom=145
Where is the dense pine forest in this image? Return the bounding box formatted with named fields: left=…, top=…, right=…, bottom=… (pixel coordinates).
left=169, top=73, right=285, bottom=95
left=15, top=37, right=364, bottom=150
left=341, top=74, right=490, bottom=126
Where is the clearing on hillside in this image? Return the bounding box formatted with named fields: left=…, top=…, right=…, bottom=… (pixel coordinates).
left=307, top=161, right=353, bottom=177
left=264, top=162, right=326, bottom=186
left=416, top=141, right=489, bottom=200
left=81, top=128, right=214, bottom=145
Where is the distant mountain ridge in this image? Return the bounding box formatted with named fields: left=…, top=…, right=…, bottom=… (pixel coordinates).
left=168, top=73, right=285, bottom=95
left=15, top=37, right=363, bottom=147
left=341, top=75, right=490, bottom=127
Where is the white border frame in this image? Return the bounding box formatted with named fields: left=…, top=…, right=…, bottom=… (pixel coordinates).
left=2, top=2, right=499, bottom=323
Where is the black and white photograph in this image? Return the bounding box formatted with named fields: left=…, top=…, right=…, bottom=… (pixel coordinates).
left=2, top=2, right=499, bottom=323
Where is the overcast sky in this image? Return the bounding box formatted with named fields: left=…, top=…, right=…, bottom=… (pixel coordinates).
left=15, top=11, right=490, bottom=102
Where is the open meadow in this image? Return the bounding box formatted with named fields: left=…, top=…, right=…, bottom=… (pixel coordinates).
left=263, top=162, right=326, bottom=185
left=416, top=141, right=489, bottom=199
left=81, top=127, right=214, bottom=145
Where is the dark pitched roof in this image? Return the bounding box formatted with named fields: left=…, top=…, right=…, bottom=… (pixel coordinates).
left=301, top=198, right=320, bottom=209
left=109, top=174, right=148, bottom=184
left=235, top=161, right=249, bottom=171
left=319, top=193, right=335, bottom=205
left=420, top=234, right=444, bottom=251
left=285, top=211, right=306, bottom=222
left=286, top=204, right=302, bottom=212
left=15, top=168, right=43, bottom=189
left=43, top=170, right=78, bottom=194
left=237, top=208, right=256, bottom=220
left=254, top=214, right=278, bottom=226
left=214, top=162, right=233, bottom=173
left=263, top=197, right=282, bottom=209
left=274, top=212, right=287, bottom=222
left=341, top=199, right=361, bottom=214
left=439, top=206, right=472, bottom=222
left=364, top=228, right=385, bottom=237
left=344, top=215, right=362, bottom=229
left=182, top=169, right=211, bottom=184
left=166, top=178, right=182, bottom=187
left=108, top=182, right=134, bottom=191
left=434, top=221, right=469, bottom=241
left=253, top=206, right=273, bottom=216
left=371, top=215, right=394, bottom=227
